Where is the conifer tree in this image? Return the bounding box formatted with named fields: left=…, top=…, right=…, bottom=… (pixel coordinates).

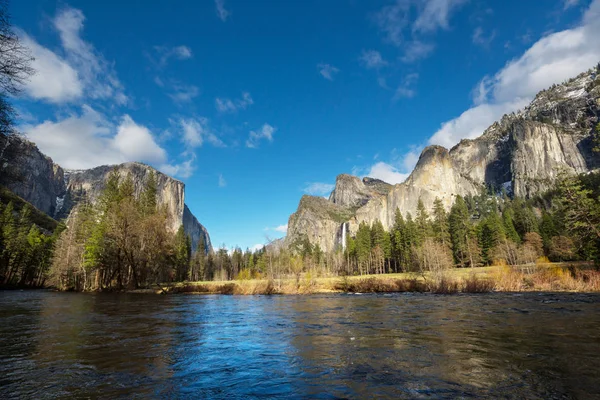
left=432, top=198, right=450, bottom=246
left=449, top=196, right=470, bottom=266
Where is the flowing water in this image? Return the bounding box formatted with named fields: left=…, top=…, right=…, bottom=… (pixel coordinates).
left=1, top=291, right=600, bottom=399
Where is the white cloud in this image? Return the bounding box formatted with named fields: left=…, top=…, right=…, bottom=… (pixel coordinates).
left=265, top=224, right=288, bottom=233
left=472, top=26, right=496, bottom=47
left=365, top=162, right=409, bottom=184
left=413, top=0, right=467, bottom=33
left=218, top=174, right=227, bottom=187
left=168, top=83, right=199, bottom=103
left=53, top=7, right=127, bottom=104
left=373, top=0, right=465, bottom=62
left=113, top=115, right=167, bottom=163
left=394, top=72, right=419, bottom=99
left=23, top=106, right=166, bottom=170
left=159, top=158, right=195, bottom=179
left=354, top=146, right=421, bottom=185
left=153, top=45, right=193, bottom=67
left=246, top=124, right=276, bottom=148
left=250, top=244, right=264, bottom=252
left=20, top=34, right=82, bottom=103
left=215, top=92, right=253, bottom=113
left=400, top=40, right=435, bottom=63
left=359, top=50, right=388, bottom=69
left=429, top=99, right=529, bottom=147
left=564, top=0, right=580, bottom=10
left=429, top=0, right=600, bottom=148
left=215, top=0, right=230, bottom=21
left=303, top=182, right=334, bottom=196
left=178, top=118, right=224, bottom=149
left=317, top=63, right=339, bottom=81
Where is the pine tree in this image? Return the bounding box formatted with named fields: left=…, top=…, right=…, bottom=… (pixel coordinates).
left=355, top=222, right=371, bottom=273
left=432, top=198, right=450, bottom=246
left=141, top=170, right=158, bottom=216
left=415, top=198, right=431, bottom=243
left=449, top=196, right=470, bottom=266
left=479, top=211, right=505, bottom=265
left=502, top=206, right=520, bottom=243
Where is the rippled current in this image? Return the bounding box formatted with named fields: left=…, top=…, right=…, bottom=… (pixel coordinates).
left=1, top=291, right=600, bottom=399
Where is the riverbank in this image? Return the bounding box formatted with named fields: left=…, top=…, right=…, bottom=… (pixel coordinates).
left=158, top=262, right=600, bottom=295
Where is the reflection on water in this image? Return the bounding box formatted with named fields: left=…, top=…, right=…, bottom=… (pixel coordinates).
left=1, top=291, right=599, bottom=399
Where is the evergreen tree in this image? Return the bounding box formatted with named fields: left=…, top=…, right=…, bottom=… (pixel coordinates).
left=478, top=211, right=505, bottom=264
left=355, top=222, right=371, bottom=273
left=141, top=170, right=158, bottom=216
left=415, top=199, right=431, bottom=243
left=449, top=196, right=470, bottom=266
left=432, top=198, right=450, bottom=246
left=502, top=206, right=520, bottom=243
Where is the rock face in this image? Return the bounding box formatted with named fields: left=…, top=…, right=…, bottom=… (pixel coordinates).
left=0, top=133, right=211, bottom=254
left=0, top=134, right=66, bottom=217
left=287, top=65, right=600, bottom=251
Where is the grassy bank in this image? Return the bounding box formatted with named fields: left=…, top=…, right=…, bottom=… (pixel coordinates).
left=160, top=262, right=600, bottom=295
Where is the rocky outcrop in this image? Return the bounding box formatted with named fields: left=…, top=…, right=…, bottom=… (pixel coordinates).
left=286, top=65, right=600, bottom=251
left=183, top=205, right=212, bottom=253
left=0, top=133, right=211, bottom=254
left=0, top=133, right=66, bottom=216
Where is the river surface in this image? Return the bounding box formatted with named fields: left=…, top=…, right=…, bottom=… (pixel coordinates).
left=1, top=291, right=600, bottom=399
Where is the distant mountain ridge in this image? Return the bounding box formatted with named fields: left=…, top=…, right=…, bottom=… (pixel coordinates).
left=286, top=65, right=600, bottom=252
left=0, top=133, right=211, bottom=254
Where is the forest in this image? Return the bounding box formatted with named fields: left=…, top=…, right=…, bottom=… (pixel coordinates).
left=1, top=166, right=599, bottom=291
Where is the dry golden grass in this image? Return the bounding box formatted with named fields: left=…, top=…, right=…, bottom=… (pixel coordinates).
left=166, top=262, right=599, bottom=295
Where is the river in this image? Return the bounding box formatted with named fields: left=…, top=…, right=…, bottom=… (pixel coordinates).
left=1, top=291, right=599, bottom=399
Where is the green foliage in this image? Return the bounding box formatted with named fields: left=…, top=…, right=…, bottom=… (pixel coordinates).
left=478, top=212, right=505, bottom=264
left=432, top=198, right=450, bottom=246
left=0, top=199, right=59, bottom=287
left=449, top=196, right=470, bottom=265
left=592, top=123, right=600, bottom=153
left=502, top=207, right=520, bottom=243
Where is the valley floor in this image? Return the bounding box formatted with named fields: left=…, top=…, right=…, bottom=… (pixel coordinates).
left=155, top=262, right=600, bottom=295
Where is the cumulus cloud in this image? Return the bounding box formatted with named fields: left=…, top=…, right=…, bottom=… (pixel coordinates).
left=20, top=34, right=82, bottom=102
left=21, top=7, right=126, bottom=104
left=317, top=63, right=340, bottom=81
left=215, top=92, right=253, bottom=113
left=303, top=182, right=334, bottom=196
left=215, top=0, right=230, bottom=21
left=23, top=106, right=166, bottom=170
left=359, top=50, right=388, bottom=69
left=429, top=0, right=600, bottom=148
left=246, top=124, right=276, bottom=148
left=354, top=147, right=421, bottom=185
left=365, top=162, right=409, bottom=184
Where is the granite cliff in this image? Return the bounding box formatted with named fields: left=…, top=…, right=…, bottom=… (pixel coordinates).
left=286, top=65, right=600, bottom=252
left=0, top=133, right=211, bottom=253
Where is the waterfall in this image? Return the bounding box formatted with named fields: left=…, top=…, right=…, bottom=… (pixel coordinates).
left=341, top=222, right=347, bottom=250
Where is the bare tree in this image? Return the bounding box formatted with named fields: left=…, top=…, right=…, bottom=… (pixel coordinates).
left=0, top=0, right=34, bottom=134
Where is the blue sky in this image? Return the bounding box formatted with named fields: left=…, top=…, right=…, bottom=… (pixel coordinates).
left=10, top=0, right=600, bottom=250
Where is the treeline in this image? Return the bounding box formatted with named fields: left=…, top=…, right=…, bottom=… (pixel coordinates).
left=0, top=202, right=60, bottom=287
left=49, top=170, right=194, bottom=291
left=340, top=172, right=600, bottom=275
left=208, top=172, right=600, bottom=282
